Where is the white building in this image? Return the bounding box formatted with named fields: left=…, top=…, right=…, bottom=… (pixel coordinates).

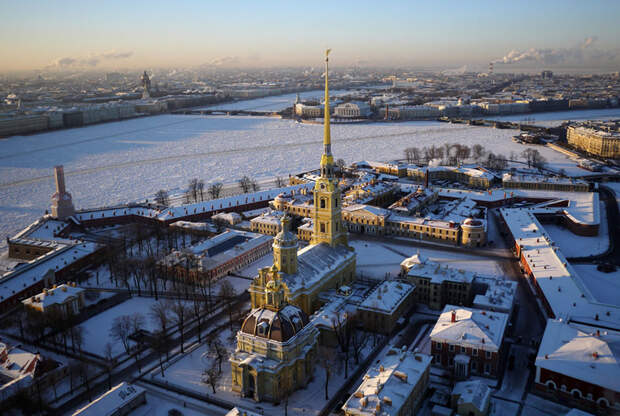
left=334, top=101, right=372, bottom=118
left=342, top=347, right=432, bottom=416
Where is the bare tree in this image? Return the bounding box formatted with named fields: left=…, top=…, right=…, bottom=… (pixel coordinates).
left=197, top=180, right=205, bottom=201
left=170, top=300, right=189, bottom=353
left=188, top=178, right=199, bottom=202
left=154, top=189, right=169, bottom=206
left=72, top=326, right=85, bottom=356
left=103, top=342, right=115, bottom=390
left=238, top=176, right=252, bottom=193
left=472, top=144, right=485, bottom=161
left=331, top=312, right=354, bottom=378
left=208, top=182, right=223, bottom=199
left=191, top=287, right=206, bottom=342
left=275, top=176, right=286, bottom=188
left=251, top=179, right=260, bottom=192
left=130, top=313, right=146, bottom=372
left=351, top=324, right=367, bottom=365
left=208, top=335, right=228, bottom=374
left=318, top=346, right=335, bottom=401
left=336, top=158, right=346, bottom=176
left=150, top=300, right=171, bottom=360
left=110, top=315, right=133, bottom=357
left=202, top=362, right=220, bottom=394
left=219, top=280, right=236, bottom=331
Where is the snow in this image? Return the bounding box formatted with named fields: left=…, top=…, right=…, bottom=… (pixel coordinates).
left=358, top=280, right=415, bottom=313
left=72, top=382, right=145, bottom=415
left=543, top=201, right=609, bottom=258
left=570, top=264, right=620, bottom=307
left=0, top=114, right=593, bottom=249
left=535, top=319, right=620, bottom=393
left=195, top=89, right=349, bottom=112
left=76, top=297, right=174, bottom=357
left=430, top=305, right=509, bottom=352
left=350, top=238, right=503, bottom=280
left=489, top=107, right=620, bottom=126
left=342, top=347, right=432, bottom=416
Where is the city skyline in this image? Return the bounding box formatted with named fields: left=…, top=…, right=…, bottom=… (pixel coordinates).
left=2, top=0, right=620, bottom=73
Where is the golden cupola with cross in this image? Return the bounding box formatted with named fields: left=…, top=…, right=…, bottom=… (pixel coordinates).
left=311, top=48, right=348, bottom=248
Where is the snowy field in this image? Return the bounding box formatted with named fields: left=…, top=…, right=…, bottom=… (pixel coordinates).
left=0, top=114, right=599, bottom=248
left=350, top=238, right=504, bottom=279
left=543, top=201, right=609, bottom=258
left=195, top=89, right=349, bottom=111
left=572, top=264, right=620, bottom=307
left=77, top=296, right=176, bottom=357
left=489, top=107, right=620, bottom=126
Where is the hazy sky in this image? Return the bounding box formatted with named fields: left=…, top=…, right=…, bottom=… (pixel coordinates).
left=1, top=0, right=620, bottom=72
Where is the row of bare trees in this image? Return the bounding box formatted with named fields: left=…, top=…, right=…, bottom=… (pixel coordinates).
left=403, top=142, right=546, bottom=171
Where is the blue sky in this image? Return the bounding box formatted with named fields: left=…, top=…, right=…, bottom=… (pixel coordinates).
left=1, top=0, right=619, bottom=71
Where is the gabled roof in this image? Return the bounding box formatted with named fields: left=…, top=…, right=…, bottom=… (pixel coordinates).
left=430, top=305, right=509, bottom=352
left=536, top=319, right=620, bottom=393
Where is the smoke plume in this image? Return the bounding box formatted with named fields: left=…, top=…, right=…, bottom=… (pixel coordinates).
left=49, top=51, right=134, bottom=68
left=494, top=36, right=618, bottom=66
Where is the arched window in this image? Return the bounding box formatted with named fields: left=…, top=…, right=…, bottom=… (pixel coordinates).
left=571, top=389, right=582, bottom=399
left=597, top=398, right=609, bottom=408
left=320, top=198, right=326, bottom=209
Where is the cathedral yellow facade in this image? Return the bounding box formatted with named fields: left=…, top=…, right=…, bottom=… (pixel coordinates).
left=249, top=49, right=356, bottom=316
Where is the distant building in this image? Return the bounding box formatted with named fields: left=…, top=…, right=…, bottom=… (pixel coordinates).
left=567, top=122, right=620, bottom=159
left=430, top=306, right=509, bottom=379
left=541, top=70, right=554, bottom=79
left=250, top=210, right=284, bottom=236
left=342, top=347, right=432, bottom=416
left=334, top=101, right=372, bottom=118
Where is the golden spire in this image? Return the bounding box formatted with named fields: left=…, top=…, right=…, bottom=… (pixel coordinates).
left=320, top=48, right=334, bottom=174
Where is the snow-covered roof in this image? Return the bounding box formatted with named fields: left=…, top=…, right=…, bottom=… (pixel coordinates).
left=406, top=257, right=476, bottom=284
left=158, top=183, right=313, bottom=221
left=358, top=281, right=415, bottom=314
left=452, top=380, right=491, bottom=412
left=472, top=276, right=517, bottom=314
left=430, top=305, right=509, bottom=352
left=342, top=347, right=431, bottom=416
left=22, top=283, right=84, bottom=309
left=280, top=243, right=355, bottom=294
left=343, top=204, right=391, bottom=218
left=0, top=241, right=99, bottom=303
left=0, top=343, right=39, bottom=384
left=500, top=207, right=618, bottom=328
left=72, top=382, right=145, bottom=415
left=169, top=220, right=217, bottom=233
left=502, top=173, right=588, bottom=186
left=536, top=319, right=620, bottom=393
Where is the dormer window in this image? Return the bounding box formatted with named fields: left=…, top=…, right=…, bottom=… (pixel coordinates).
left=257, top=321, right=269, bottom=336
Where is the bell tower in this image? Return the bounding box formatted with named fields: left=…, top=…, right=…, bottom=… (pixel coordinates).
left=311, top=49, right=347, bottom=247
left=273, top=215, right=298, bottom=275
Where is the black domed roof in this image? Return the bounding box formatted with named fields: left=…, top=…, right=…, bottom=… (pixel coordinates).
left=241, top=305, right=309, bottom=342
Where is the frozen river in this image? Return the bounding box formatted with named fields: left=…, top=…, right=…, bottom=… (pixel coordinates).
left=0, top=113, right=603, bottom=247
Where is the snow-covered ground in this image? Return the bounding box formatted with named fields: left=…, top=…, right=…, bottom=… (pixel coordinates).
left=489, top=107, right=620, bottom=126
left=543, top=201, right=609, bottom=258
left=0, top=114, right=601, bottom=248
left=195, top=89, right=349, bottom=112
left=77, top=296, right=179, bottom=357
left=571, top=264, right=620, bottom=307
left=350, top=238, right=504, bottom=280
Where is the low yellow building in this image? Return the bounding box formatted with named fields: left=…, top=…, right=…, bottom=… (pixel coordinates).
left=22, top=283, right=85, bottom=317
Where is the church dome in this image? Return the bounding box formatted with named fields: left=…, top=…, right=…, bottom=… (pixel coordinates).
left=241, top=305, right=309, bottom=342
left=274, top=216, right=298, bottom=247
left=462, top=218, right=483, bottom=227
